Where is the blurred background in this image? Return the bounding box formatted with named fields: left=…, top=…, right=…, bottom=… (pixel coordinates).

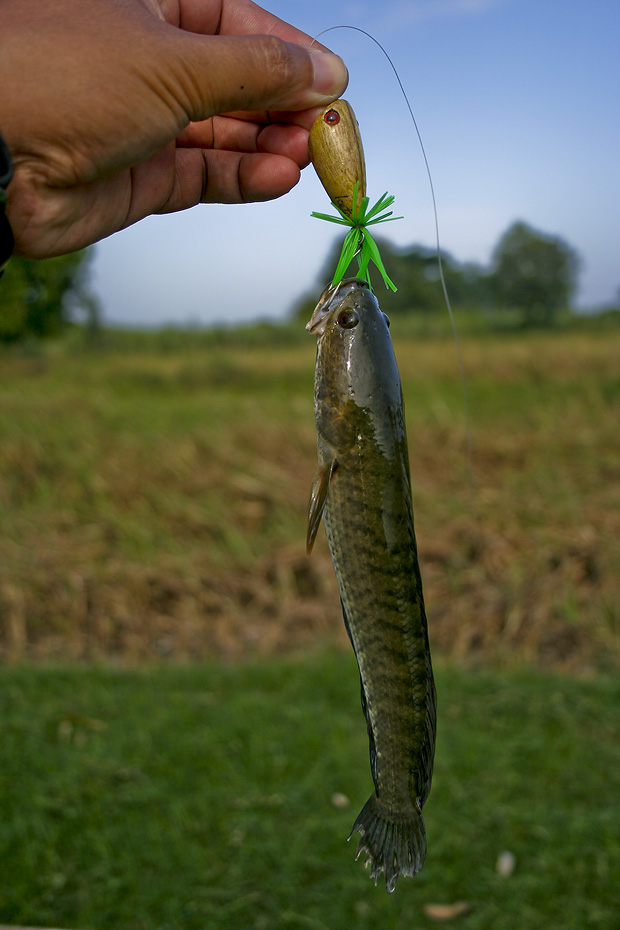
left=1, top=2, right=619, bottom=929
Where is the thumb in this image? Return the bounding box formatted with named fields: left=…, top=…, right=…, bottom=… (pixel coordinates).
left=161, top=33, right=348, bottom=122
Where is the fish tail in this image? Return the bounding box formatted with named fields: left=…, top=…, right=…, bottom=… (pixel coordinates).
left=349, top=794, right=426, bottom=893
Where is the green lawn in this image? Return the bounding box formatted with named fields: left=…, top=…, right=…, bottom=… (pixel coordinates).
left=1, top=653, right=619, bottom=929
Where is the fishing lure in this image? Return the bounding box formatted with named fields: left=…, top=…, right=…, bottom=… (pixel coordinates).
left=309, top=100, right=402, bottom=291
left=308, top=99, right=366, bottom=219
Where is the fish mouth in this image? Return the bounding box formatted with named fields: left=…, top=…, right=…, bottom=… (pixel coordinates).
left=306, top=278, right=371, bottom=336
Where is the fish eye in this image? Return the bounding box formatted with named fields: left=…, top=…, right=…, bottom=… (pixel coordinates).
left=337, top=309, right=360, bottom=329
left=382, top=313, right=391, bottom=328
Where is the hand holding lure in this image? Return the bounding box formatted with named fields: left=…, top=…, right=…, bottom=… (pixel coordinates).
left=309, top=100, right=402, bottom=291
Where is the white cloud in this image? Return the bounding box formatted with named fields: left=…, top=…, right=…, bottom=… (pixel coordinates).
left=378, top=0, right=512, bottom=29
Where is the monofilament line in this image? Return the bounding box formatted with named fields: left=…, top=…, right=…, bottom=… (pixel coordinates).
left=313, top=25, right=473, bottom=484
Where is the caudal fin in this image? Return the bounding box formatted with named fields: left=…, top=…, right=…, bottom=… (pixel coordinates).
left=349, top=794, right=427, bottom=893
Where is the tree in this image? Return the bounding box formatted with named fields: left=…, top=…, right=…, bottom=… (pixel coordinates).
left=290, top=221, right=582, bottom=328
left=491, top=221, right=580, bottom=326
left=0, top=248, right=100, bottom=342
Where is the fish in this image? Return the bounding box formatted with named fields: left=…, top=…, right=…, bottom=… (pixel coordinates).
left=306, top=278, right=436, bottom=893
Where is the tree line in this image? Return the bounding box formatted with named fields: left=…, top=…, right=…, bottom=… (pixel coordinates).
left=292, top=220, right=586, bottom=328
left=0, top=219, right=604, bottom=342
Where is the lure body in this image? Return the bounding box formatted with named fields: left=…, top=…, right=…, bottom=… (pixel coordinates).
left=308, top=99, right=366, bottom=219
left=306, top=278, right=436, bottom=893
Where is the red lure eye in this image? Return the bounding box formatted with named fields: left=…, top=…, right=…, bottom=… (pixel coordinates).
left=324, top=109, right=340, bottom=125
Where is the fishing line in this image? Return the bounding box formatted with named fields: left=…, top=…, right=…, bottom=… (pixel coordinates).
left=312, top=25, right=473, bottom=484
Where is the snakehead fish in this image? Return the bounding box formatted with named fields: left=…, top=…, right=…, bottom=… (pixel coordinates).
left=306, top=278, right=436, bottom=893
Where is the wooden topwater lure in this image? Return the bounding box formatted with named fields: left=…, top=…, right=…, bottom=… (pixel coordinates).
left=308, top=99, right=366, bottom=219
left=309, top=100, right=402, bottom=292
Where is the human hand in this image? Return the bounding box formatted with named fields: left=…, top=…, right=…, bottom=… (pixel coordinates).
left=1, top=0, right=347, bottom=258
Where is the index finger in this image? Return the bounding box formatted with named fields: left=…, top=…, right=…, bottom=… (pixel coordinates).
left=212, top=106, right=325, bottom=129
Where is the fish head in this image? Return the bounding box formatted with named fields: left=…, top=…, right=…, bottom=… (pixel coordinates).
left=307, top=278, right=401, bottom=415
left=306, top=277, right=369, bottom=337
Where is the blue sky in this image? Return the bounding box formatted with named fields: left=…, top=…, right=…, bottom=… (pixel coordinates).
left=94, top=0, right=620, bottom=326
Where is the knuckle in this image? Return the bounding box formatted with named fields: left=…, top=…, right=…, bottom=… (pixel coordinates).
left=258, top=35, right=306, bottom=92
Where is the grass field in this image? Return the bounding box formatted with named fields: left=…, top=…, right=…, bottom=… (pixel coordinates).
left=1, top=318, right=619, bottom=928
left=1, top=319, right=618, bottom=668
left=1, top=653, right=619, bottom=930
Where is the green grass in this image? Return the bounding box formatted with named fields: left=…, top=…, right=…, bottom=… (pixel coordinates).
left=1, top=653, right=619, bottom=929
left=1, top=320, right=619, bottom=926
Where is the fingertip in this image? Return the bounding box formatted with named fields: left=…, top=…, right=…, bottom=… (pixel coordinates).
left=239, top=153, right=301, bottom=202
left=257, top=123, right=309, bottom=168
left=306, top=47, right=349, bottom=99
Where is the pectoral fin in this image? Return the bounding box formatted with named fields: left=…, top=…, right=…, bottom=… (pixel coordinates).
left=306, top=459, right=337, bottom=554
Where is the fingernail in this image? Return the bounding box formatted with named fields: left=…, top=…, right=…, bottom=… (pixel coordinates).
left=308, top=48, right=348, bottom=98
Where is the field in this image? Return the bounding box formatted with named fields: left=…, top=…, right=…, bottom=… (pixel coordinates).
left=1, top=319, right=618, bottom=668
left=1, top=317, right=619, bottom=928
left=1, top=656, right=619, bottom=929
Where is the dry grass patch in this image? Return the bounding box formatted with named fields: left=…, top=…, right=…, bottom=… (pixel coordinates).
left=1, top=325, right=618, bottom=669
